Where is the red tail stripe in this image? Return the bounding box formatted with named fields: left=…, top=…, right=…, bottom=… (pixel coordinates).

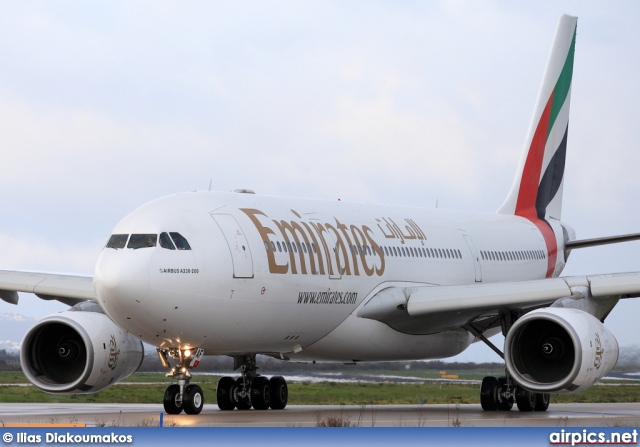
left=515, top=91, right=554, bottom=218
left=515, top=91, right=558, bottom=277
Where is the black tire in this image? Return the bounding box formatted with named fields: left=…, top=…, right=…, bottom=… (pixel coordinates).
left=535, top=393, right=550, bottom=412
left=184, top=384, right=204, bottom=415
left=163, top=384, right=183, bottom=415
left=251, top=376, right=271, bottom=410
left=516, top=387, right=536, bottom=412
left=269, top=376, right=288, bottom=410
left=216, top=376, right=236, bottom=411
left=235, top=377, right=251, bottom=410
left=497, top=377, right=513, bottom=411
left=480, top=376, right=498, bottom=411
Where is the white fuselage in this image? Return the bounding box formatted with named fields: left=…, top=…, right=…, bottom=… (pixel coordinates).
left=93, top=190, right=568, bottom=363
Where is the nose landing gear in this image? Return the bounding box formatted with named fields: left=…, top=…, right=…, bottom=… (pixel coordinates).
left=216, top=354, right=289, bottom=411
left=157, top=347, right=205, bottom=415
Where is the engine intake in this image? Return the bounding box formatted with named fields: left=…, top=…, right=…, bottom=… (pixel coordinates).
left=505, top=307, right=618, bottom=393
left=21, top=309, right=144, bottom=394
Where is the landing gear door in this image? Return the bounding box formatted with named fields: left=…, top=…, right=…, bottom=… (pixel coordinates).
left=211, top=214, right=254, bottom=278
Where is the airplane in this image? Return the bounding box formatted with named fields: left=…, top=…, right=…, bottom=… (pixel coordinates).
left=2, top=14, right=640, bottom=415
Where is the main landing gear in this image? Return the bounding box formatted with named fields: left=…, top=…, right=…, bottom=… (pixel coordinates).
left=466, top=311, right=550, bottom=413
left=480, top=375, right=549, bottom=412
left=216, top=354, right=289, bottom=411
left=157, top=347, right=206, bottom=415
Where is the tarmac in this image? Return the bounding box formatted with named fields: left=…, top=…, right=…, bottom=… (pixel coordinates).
left=0, top=403, right=638, bottom=427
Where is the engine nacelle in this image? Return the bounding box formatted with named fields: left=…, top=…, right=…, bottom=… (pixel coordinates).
left=21, top=308, right=144, bottom=394
left=505, top=307, right=618, bottom=393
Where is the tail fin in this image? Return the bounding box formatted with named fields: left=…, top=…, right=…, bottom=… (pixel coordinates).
left=498, top=15, right=577, bottom=278
left=498, top=15, right=577, bottom=220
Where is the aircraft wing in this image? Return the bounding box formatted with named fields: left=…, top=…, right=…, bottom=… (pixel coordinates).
left=0, top=270, right=95, bottom=307
left=357, top=272, right=640, bottom=336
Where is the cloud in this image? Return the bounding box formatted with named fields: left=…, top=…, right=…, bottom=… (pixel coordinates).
left=0, top=233, right=99, bottom=274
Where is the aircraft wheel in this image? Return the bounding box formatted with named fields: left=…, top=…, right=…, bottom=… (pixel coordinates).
left=269, top=376, right=288, bottom=410
left=535, top=393, right=550, bottom=412
left=251, top=376, right=271, bottom=410
left=163, top=384, right=183, bottom=415
left=216, top=376, right=237, bottom=411
left=516, top=387, right=536, bottom=412
left=184, top=384, right=204, bottom=415
left=480, top=376, right=498, bottom=411
left=235, top=377, right=251, bottom=410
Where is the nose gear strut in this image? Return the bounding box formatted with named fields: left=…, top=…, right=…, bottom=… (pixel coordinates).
left=157, top=347, right=205, bottom=415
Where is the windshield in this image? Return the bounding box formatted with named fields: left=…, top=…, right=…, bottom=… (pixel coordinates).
left=127, top=234, right=158, bottom=249
left=106, top=234, right=129, bottom=249
left=170, top=232, right=191, bottom=250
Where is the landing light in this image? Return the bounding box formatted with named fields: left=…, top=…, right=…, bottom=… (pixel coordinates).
left=184, top=349, right=191, bottom=358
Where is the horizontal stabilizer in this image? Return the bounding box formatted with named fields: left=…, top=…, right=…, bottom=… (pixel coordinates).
left=565, top=233, right=640, bottom=249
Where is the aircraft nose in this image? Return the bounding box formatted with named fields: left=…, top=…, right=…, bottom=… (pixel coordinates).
left=94, top=250, right=150, bottom=315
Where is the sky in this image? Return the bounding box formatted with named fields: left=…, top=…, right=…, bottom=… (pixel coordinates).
left=0, top=1, right=639, bottom=364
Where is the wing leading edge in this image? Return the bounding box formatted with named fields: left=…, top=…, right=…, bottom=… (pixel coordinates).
left=0, top=270, right=95, bottom=307
left=358, top=272, right=640, bottom=335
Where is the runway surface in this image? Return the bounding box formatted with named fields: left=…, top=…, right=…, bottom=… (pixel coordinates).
left=0, top=403, right=639, bottom=427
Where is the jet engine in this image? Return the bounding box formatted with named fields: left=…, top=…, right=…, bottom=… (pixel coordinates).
left=504, top=307, right=618, bottom=393
left=20, top=305, right=144, bottom=394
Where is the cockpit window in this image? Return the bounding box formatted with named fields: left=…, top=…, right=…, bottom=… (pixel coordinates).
left=159, top=232, right=176, bottom=250
left=106, top=234, right=129, bottom=249
left=169, top=232, right=191, bottom=250
left=127, top=234, right=158, bottom=249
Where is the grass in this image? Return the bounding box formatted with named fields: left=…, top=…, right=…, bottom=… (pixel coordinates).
left=0, top=372, right=638, bottom=405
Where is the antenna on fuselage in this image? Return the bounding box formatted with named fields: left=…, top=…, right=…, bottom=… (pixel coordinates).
left=208, top=179, right=212, bottom=192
